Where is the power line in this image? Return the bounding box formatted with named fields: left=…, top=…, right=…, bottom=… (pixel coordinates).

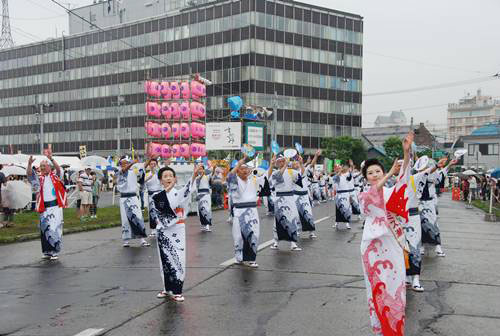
left=364, top=75, right=499, bottom=97
left=364, top=50, right=487, bottom=75
left=10, top=14, right=65, bottom=20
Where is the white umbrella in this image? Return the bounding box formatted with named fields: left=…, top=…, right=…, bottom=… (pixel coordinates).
left=0, top=154, right=20, bottom=165
left=1, top=165, right=27, bottom=177
left=462, top=170, right=477, bottom=176
left=13, top=153, right=30, bottom=164
left=81, top=155, right=110, bottom=168
left=1, top=180, right=32, bottom=209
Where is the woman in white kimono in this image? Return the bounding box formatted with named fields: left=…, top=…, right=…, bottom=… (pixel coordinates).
left=419, top=158, right=456, bottom=257
left=333, top=165, right=353, bottom=230
left=196, top=168, right=213, bottom=232
left=270, top=153, right=304, bottom=251
left=144, top=158, right=163, bottom=237
left=349, top=161, right=362, bottom=221
left=295, top=150, right=320, bottom=238
left=116, top=157, right=149, bottom=247
left=226, top=155, right=267, bottom=267
left=152, top=164, right=203, bottom=302
left=359, top=132, right=412, bottom=336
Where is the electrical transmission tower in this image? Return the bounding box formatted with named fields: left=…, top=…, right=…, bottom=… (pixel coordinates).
left=0, top=0, right=14, bottom=49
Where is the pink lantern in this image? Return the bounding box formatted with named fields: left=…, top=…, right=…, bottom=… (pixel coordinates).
left=199, top=143, right=206, bottom=156
left=161, top=144, right=171, bottom=158
left=148, top=81, right=160, bottom=97
left=190, top=122, right=199, bottom=138
left=190, top=143, right=200, bottom=158
left=160, top=81, right=171, bottom=100
left=161, top=102, right=170, bottom=119
left=150, top=142, right=162, bottom=157
left=146, top=122, right=155, bottom=137
left=191, top=81, right=206, bottom=99
left=180, top=82, right=191, bottom=99
left=152, top=122, right=162, bottom=137
left=179, top=144, right=190, bottom=158
left=161, top=123, right=171, bottom=139
left=180, top=123, right=190, bottom=139
left=170, top=102, right=180, bottom=119
left=170, top=81, right=180, bottom=99
left=145, top=102, right=154, bottom=117
left=172, top=144, right=180, bottom=158
left=199, top=123, right=206, bottom=138
left=144, top=81, right=152, bottom=94
left=179, top=102, right=190, bottom=119
left=190, top=102, right=205, bottom=119
left=171, top=123, right=180, bottom=139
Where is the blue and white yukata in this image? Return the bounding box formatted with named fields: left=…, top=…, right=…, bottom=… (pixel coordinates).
left=350, top=171, right=361, bottom=218
left=333, top=172, right=353, bottom=230
left=295, top=168, right=315, bottom=233
left=116, top=169, right=147, bottom=242
left=28, top=172, right=64, bottom=257
left=196, top=174, right=212, bottom=229
left=226, top=173, right=265, bottom=263
left=145, top=168, right=162, bottom=231
left=404, top=168, right=429, bottom=278
left=150, top=178, right=195, bottom=295
left=271, top=168, right=301, bottom=244
left=420, top=168, right=447, bottom=247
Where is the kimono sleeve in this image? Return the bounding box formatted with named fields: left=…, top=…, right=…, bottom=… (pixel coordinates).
left=28, top=172, right=40, bottom=193
left=270, top=170, right=284, bottom=186
left=170, top=176, right=195, bottom=209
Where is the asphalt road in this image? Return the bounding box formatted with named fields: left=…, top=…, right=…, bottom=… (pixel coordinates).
left=1, top=195, right=500, bottom=336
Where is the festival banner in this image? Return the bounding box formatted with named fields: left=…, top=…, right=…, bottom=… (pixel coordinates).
left=206, top=122, right=242, bottom=150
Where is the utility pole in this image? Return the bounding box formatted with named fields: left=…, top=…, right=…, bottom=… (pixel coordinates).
left=114, top=94, right=125, bottom=157
left=272, top=91, right=277, bottom=143
left=35, top=102, right=53, bottom=154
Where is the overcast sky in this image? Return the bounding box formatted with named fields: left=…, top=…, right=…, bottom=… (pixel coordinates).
left=7, top=0, right=500, bottom=130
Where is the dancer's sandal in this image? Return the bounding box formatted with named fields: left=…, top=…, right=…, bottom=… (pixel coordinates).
left=412, top=285, right=424, bottom=292
left=290, top=246, right=302, bottom=251
left=242, top=261, right=259, bottom=268
left=270, top=243, right=279, bottom=250
left=157, top=291, right=172, bottom=299
left=436, top=251, right=446, bottom=257
left=171, top=294, right=185, bottom=302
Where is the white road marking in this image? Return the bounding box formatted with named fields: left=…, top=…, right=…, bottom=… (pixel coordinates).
left=220, top=216, right=330, bottom=267
left=73, top=328, right=104, bottom=336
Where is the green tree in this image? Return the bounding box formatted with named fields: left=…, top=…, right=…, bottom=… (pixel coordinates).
left=321, top=136, right=367, bottom=166
left=380, top=136, right=403, bottom=169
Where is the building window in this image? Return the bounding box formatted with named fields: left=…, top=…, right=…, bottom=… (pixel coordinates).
left=468, top=144, right=476, bottom=155
left=488, top=143, right=499, bottom=155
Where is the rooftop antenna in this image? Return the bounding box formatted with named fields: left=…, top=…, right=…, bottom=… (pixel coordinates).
left=0, top=0, right=14, bottom=49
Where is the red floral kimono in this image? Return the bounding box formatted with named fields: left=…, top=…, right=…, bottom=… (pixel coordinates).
left=359, top=172, right=409, bottom=336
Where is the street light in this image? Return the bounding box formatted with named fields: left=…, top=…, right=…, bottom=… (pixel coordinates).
left=112, top=94, right=126, bottom=157
left=34, top=103, right=53, bottom=155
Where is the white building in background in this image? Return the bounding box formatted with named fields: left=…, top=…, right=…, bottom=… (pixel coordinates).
left=460, top=123, right=500, bottom=171
left=373, top=110, right=407, bottom=127
left=447, top=89, right=500, bottom=142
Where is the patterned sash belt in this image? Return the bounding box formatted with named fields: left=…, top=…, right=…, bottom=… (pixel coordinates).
left=337, top=189, right=354, bottom=194
left=44, top=200, right=58, bottom=208
left=233, top=202, right=257, bottom=209
left=409, top=207, right=419, bottom=216
left=198, top=189, right=210, bottom=194
left=294, top=190, right=308, bottom=196
left=120, top=193, right=137, bottom=198
left=276, top=191, right=294, bottom=197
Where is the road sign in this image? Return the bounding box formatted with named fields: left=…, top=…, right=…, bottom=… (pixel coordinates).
left=79, top=145, right=87, bottom=158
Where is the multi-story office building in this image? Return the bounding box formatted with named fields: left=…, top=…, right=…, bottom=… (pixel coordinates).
left=448, top=89, right=500, bottom=142
left=0, top=0, right=363, bottom=155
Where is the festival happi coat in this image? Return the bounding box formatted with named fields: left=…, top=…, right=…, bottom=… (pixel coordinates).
left=359, top=167, right=409, bottom=336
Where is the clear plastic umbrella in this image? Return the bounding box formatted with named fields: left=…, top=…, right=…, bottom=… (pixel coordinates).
left=1, top=180, right=32, bottom=209
left=1, top=165, right=27, bottom=177
left=81, top=156, right=110, bottom=168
